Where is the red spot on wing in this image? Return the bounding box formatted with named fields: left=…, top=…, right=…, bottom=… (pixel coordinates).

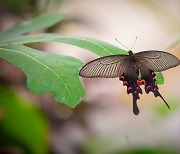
left=141, top=79, right=145, bottom=85
left=119, top=75, right=124, bottom=81
left=123, top=81, right=128, bottom=86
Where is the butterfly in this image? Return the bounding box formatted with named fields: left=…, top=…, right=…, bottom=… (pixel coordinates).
left=79, top=44, right=180, bottom=115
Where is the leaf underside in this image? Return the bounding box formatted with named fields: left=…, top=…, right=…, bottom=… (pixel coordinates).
left=0, top=44, right=84, bottom=107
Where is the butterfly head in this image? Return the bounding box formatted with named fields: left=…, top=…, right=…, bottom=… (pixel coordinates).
left=128, top=50, right=134, bottom=58
left=128, top=50, right=133, bottom=55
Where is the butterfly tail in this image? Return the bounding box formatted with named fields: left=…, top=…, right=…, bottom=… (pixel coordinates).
left=154, top=90, right=170, bottom=110
left=133, top=94, right=140, bottom=115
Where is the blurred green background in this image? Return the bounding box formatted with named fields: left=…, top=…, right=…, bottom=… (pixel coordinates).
left=0, top=0, right=180, bottom=154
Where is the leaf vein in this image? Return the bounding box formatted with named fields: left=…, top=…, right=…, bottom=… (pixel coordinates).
left=34, top=68, right=47, bottom=91
left=0, top=47, right=72, bottom=101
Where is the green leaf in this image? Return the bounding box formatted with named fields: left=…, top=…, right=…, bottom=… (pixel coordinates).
left=0, top=33, right=59, bottom=46
left=0, top=86, right=49, bottom=154
left=51, top=35, right=129, bottom=56
left=0, top=13, right=65, bottom=42
left=0, top=33, right=128, bottom=56
left=0, top=44, right=85, bottom=107
left=155, top=72, right=164, bottom=84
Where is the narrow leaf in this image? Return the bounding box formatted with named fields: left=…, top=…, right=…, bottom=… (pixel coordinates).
left=0, top=45, right=85, bottom=107
left=0, top=33, right=128, bottom=56
left=52, top=35, right=129, bottom=56
left=0, top=33, right=59, bottom=46
left=0, top=13, right=64, bottom=41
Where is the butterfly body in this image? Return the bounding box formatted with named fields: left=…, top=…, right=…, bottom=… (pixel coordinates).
left=79, top=50, right=180, bottom=115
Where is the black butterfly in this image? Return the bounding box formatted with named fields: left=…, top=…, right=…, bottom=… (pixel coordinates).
left=79, top=50, right=180, bottom=115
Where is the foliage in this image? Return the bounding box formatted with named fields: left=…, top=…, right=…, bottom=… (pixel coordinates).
left=0, top=13, right=164, bottom=107
left=83, top=137, right=176, bottom=154
left=0, top=86, right=49, bottom=154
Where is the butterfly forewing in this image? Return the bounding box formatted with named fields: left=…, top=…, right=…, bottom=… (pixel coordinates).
left=79, top=55, right=129, bottom=78
left=135, top=50, right=180, bottom=72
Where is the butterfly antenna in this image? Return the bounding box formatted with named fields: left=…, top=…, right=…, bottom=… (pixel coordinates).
left=130, top=36, right=138, bottom=51
left=115, top=38, right=130, bottom=51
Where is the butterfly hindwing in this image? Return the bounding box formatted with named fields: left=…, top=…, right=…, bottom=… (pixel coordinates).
left=137, top=63, right=170, bottom=109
